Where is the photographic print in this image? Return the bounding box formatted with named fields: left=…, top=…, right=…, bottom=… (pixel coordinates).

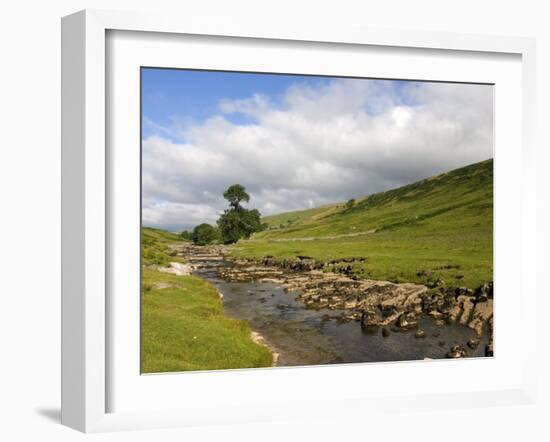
left=140, top=68, right=493, bottom=373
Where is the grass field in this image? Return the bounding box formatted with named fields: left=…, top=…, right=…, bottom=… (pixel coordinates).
left=141, top=228, right=273, bottom=373
left=231, top=159, right=493, bottom=290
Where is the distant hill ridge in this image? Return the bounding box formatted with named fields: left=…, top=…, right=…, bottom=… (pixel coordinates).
left=258, top=158, right=493, bottom=240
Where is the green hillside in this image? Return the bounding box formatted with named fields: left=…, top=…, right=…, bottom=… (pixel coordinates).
left=141, top=227, right=183, bottom=266
left=261, top=204, right=341, bottom=230
left=231, top=159, right=493, bottom=289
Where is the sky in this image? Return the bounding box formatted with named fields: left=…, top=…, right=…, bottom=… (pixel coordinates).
left=141, top=68, right=493, bottom=232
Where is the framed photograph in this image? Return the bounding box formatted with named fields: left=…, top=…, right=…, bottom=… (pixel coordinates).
left=61, top=9, right=537, bottom=432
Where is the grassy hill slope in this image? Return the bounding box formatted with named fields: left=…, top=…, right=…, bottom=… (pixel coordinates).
left=141, top=227, right=183, bottom=266
left=231, top=159, right=493, bottom=289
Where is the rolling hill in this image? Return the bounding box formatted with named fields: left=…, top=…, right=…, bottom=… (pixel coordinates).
left=231, top=159, right=493, bottom=289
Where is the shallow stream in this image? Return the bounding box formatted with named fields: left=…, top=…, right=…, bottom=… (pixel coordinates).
left=193, top=259, right=489, bottom=366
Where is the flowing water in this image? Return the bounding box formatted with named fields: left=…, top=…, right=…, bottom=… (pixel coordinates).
left=193, top=259, right=489, bottom=366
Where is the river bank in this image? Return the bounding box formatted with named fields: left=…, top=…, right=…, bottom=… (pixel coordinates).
left=173, top=243, right=494, bottom=366
left=140, top=230, right=274, bottom=373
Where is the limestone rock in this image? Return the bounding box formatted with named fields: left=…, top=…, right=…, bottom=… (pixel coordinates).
left=447, top=345, right=468, bottom=358
left=414, top=330, right=427, bottom=339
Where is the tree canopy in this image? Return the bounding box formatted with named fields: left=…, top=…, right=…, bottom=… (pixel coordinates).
left=185, top=184, right=263, bottom=245
left=191, top=223, right=220, bottom=245
left=179, top=230, right=192, bottom=240
left=217, top=208, right=262, bottom=244
left=223, top=184, right=250, bottom=210
left=217, top=184, right=263, bottom=244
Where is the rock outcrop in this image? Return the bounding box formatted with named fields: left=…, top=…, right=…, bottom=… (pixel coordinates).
left=178, top=250, right=495, bottom=359
left=218, top=256, right=494, bottom=345
left=157, top=262, right=194, bottom=276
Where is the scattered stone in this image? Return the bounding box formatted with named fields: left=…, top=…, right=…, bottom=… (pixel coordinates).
left=262, top=255, right=277, bottom=266
left=455, top=287, right=473, bottom=297
left=344, top=300, right=358, bottom=309
left=468, top=299, right=493, bottom=337
left=428, top=278, right=445, bottom=288
left=432, top=330, right=441, bottom=338
left=346, top=312, right=362, bottom=321
left=475, top=293, right=488, bottom=303
left=397, top=312, right=418, bottom=330
left=475, top=282, right=493, bottom=300
left=414, top=330, right=427, bottom=339
left=447, top=345, right=468, bottom=358
left=438, top=341, right=446, bottom=347
left=157, top=262, right=194, bottom=276
left=336, top=314, right=352, bottom=324
left=448, top=303, right=463, bottom=323
left=467, top=338, right=480, bottom=349
left=251, top=331, right=279, bottom=365
left=458, top=296, right=475, bottom=325
left=428, top=310, right=445, bottom=320
left=360, top=311, right=380, bottom=333
left=441, top=293, right=458, bottom=312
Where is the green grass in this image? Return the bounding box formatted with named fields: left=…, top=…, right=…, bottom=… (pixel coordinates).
left=141, top=227, right=185, bottom=266
left=262, top=204, right=341, bottom=230
left=231, top=159, right=493, bottom=289
left=141, top=236, right=273, bottom=373
left=142, top=226, right=182, bottom=243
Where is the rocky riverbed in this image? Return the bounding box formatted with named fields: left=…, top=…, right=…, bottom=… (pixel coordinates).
left=169, top=244, right=494, bottom=362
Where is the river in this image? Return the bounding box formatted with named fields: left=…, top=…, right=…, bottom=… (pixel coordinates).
left=192, top=257, right=490, bottom=367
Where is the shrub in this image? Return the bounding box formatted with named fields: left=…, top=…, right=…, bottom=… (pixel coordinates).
left=179, top=230, right=192, bottom=240
left=191, top=223, right=220, bottom=245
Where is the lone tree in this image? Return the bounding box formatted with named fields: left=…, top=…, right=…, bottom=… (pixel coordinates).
left=191, top=223, right=220, bottom=245
left=223, top=184, right=250, bottom=210
left=217, top=184, right=263, bottom=244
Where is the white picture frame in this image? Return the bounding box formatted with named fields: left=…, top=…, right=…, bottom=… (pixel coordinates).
left=61, top=9, right=537, bottom=433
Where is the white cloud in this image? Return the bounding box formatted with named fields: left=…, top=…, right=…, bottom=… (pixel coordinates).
left=142, top=201, right=221, bottom=231
left=392, top=106, right=412, bottom=128
left=142, top=79, right=493, bottom=231
left=219, top=93, right=271, bottom=117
